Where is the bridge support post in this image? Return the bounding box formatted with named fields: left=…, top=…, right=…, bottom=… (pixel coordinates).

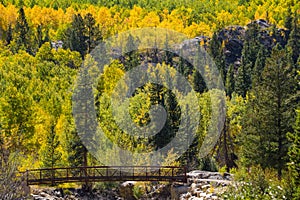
left=26, top=170, right=29, bottom=186
left=51, top=169, right=55, bottom=186
left=82, top=167, right=92, bottom=192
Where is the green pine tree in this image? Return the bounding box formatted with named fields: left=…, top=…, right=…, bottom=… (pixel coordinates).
left=124, top=33, right=139, bottom=71
left=151, top=89, right=180, bottom=149
left=284, top=6, right=293, bottom=30
left=41, top=124, right=61, bottom=168
left=67, top=129, right=87, bottom=167
left=240, top=45, right=297, bottom=177
left=252, top=45, right=268, bottom=86
left=191, top=69, right=207, bottom=93
left=225, top=64, right=235, bottom=97
left=84, top=13, right=102, bottom=54
left=286, top=14, right=300, bottom=65
left=287, top=109, right=300, bottom=199
left=64, top=14, right=87, bottom=59
left=242, top=23, right=261, bottom=67
left=36, top=25, right=43, bottom=49
left=235, top=23, right=261, bottom=96
left=5, top=24, right=13, bottom=45
left=208, top=32, right=226, bottom=84
left=163, top=33, right=174, bottom=65
left=235, top=63, right=251, bottom=97
left=14, top=7, right=32, bottom=54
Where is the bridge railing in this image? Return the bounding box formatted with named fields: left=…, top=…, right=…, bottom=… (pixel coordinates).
left=24, top=166, right=187, bottom=185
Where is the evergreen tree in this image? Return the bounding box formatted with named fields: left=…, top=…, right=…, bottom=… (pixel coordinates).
left=235, top=63, right=251, bottom=97
left=64, top=14, right=87, bottom=59
left=163, top=33, right=174, bottom=65
left=208, top=32, right=226, bottom=84
left=235, top=23, right=261, bottom=96
left=284, top=6, right=293, bottom=30
left=123, top=33, right=139, bottom=71
left=252, top=45, right=268, bottom=86
left=14, top=7, right=32, bottom=54
left=286, top=14, right=300, bottom=65
left=240, top=45, right=297, bottom=177
left=150, top=89, right=181, bottom=149
left=287, top=109, right=300, bottom=199
left=66, top=128, right=91, bottom=191
left=36, top=25, right=43, bottom=49
left=5, top=24, right=12, bottom=45
left=225, top=64, right=235, bottom=97
left=192, top=44, right=207, bottom=93
left=84, top=13, right=102, bottom=54
left=191, top=70, right=206, bottom=93
left=242, top=23, right=261, bottom=67
left=215, top=117, right=238, bottom=171
left=67, top=129, right=88, bottom=168
left=144, top=65, right=181, bottom=150
left=41, top=124, right=61, bottom=168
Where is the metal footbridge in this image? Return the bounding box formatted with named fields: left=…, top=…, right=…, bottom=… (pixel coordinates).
left=23, top=166, right=187, bottom=185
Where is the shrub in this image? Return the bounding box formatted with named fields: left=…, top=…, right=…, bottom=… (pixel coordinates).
left=222, top=166, right=287, bottom=199
left=0, top=153, right=30, bottom=200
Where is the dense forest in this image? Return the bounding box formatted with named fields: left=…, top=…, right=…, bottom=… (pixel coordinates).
left=0, top=0, right=299, bottom=199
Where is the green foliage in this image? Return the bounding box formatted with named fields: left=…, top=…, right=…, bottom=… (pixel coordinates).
left=67, top=129, right=87, bottom=167
left=0, top=38, right=77, bottom=169
left=235, top=63, right=251, bottom=97
left=133, top=183, right=146, bottom=199
left=13, top=7, right=32, bottom=54
left=240, top=45, right=297, bottom=176
left=225, top=64, right=234, bottom=97
left=64, top=13, right=102, bottom=58
left=222, top=166, right=287, bottom=199
left=208, top=32, right=226, bottom=84
left=287, top=109, right=300, bottom=199
left=286, top=14, right=300, bottom=65
left=252, top=44, right=268, bottom=86
left=0, top=1, right=298, bottom=196
left=191, top=69, right=207, bottom=93
left=235, top=23, right=262, bottom=97
left=64, top=14, right=87, bottom=58
left=198, top=157, right=218, bottom=172
left=284, top=6, right=293, bottom=30
left=40, top=124, right=62, bottom=168
left=213, top=94, right=245, bottom=171
left=84, top=13, right=102, bottom=53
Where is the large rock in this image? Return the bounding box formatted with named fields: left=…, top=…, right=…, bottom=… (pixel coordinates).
left=187, top=170, right=230, bottom=180
left=210, top=19, right=290, bottom=75
left=118, top=181, right=136, bottom=200
left=171, top=184, right=189, bottom=200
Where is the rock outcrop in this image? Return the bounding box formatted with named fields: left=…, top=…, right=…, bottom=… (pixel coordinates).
left=118, top=181, right=136, bottom=200
left=31, top=187, right=121, bottom=200
left=173, top=170, right=232, bottom=200
left=194, top=19, right=289, bottom=70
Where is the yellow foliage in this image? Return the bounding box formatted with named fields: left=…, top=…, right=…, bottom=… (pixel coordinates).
left=0, top=3, right=18, bottom=30
left=216, top=10, right=234, bottom=27
left=55, top=114, right=69, bottom=165
left=184, top=22, right=212, bottom=38
left=95, top=7, right=113, bottom=37
left=101, top=62, right=125, bottom=95
left=138, top=11, right=160, bottom=28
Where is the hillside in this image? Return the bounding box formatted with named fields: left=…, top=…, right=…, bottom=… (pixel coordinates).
left=0, top=0, right=299, bottom=199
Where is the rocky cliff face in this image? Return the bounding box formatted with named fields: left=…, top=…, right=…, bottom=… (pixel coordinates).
left=210, top=19, right=289, bottom=69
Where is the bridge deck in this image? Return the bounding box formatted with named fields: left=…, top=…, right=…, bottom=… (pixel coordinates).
left=24, top=166, right=187, bottom=185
